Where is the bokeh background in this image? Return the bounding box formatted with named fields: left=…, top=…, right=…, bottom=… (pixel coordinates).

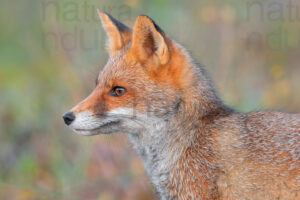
left=1, top=0, right=300, bottom=199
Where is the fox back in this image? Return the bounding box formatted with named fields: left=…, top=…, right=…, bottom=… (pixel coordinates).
left=63, top=12, right=300, bottom=200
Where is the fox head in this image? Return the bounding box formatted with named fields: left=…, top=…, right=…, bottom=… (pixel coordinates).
left=63, top=11, right=217, bottom=136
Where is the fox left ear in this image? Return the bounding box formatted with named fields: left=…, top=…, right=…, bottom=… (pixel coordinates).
left=98, top=10, right=131, bottom=56
left=130, top=15, right=169, bottom=65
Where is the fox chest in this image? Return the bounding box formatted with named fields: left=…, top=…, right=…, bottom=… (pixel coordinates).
left=127, top=133, right=175, bottom=199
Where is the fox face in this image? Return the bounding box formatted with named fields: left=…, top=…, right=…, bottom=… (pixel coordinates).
left=63, top=12, right=185, bottom=136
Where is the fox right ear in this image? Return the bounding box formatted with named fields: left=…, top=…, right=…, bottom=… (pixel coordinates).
left=98, top=10, right=131, bottom=56
left=130, top=15, right=169, bottom=66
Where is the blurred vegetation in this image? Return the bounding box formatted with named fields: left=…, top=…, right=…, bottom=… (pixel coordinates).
left=0, top=0, right=299, bottom=199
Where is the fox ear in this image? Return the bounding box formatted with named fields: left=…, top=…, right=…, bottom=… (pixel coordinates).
left=130, top=15, right=169, bottom=65
left=98, top=10, right=131, bottom=56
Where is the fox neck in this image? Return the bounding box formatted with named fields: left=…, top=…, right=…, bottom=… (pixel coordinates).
left=127, top=104, right=226, bottom=199
left=127, top=98, right=227, bottom=199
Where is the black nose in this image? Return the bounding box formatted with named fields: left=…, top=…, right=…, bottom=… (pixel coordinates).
left=63, top=111, right=75, bottom=125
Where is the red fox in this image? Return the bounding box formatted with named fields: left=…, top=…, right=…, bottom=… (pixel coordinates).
left=63, top=11, right=300, bottom=200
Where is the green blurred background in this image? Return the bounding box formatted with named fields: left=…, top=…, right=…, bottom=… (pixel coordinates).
left=0, top=0, right=299, bottom=199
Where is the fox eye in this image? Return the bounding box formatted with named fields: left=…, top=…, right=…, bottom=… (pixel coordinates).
left=109, top=86, right=127, bottom=97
